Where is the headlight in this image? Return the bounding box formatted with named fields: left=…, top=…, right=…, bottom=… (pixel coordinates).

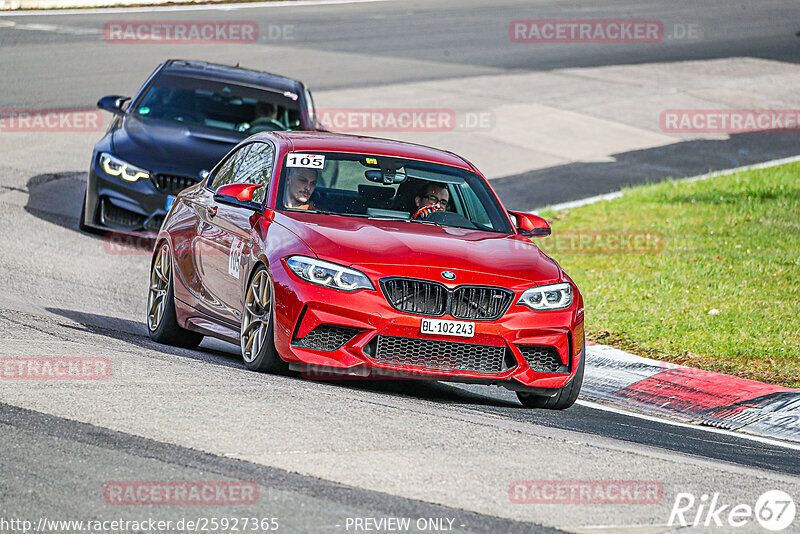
left=518, top=283, right=573, bottom=310
left=285, top=256, right=373, bottom=292
left=99, top=153, right=150, bottom=182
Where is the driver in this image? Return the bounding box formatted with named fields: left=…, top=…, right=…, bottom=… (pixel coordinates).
left=284, top=167, right=318, bottom=210
left=412, top=182, right=450, bottom=219
left=252, top=102, right=278, bottom=125
left=240, top=102, right=284, bottom=133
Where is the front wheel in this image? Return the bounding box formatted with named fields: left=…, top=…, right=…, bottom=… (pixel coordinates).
left=517, top=339, right=585, bottom=410
left=240, top=266, right=288, bottom=373
left=147, top=242, right=204, bottom=349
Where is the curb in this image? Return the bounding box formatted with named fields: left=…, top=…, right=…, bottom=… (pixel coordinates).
left=583, top=342, right=800, bottom=444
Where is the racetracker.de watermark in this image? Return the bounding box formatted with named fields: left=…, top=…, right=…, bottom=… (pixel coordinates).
left=103, top=21, right=292, bottom=43
left=1, top=357, right=111, bottom=380
left=660, top=109, right=800, bottom=133
left=300, top=361, right=459, bottom=381
left=510, top=19, right=663, bottom=43
left=540, top=231, right=664, bottom=254
left=316, top=108, right=494, bottom=132
left=103, top=481, right=258, bottom=506
left=0, top=108, right=103, bottom=132
left=510, top=480, right=663, bottom=504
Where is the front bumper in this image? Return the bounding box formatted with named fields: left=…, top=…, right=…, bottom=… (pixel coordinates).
left=84, top=153, right=198, bottom=233
left=271, top=261, right=584, bottom=391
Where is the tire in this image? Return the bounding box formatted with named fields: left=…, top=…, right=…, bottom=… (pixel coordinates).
left=517, top=337, right=585, bottom=410
left=240, top=265, right=288, bottom=373
left=147, top=242, right=204, bottom=349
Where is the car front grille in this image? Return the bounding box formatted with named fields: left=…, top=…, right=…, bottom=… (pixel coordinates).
left=292, top=324, right=360, bottom=352
left=371, top=335, right=513, bottom=374
left=100, top=199, right=145, bottom=229
left=380, top=279, right=447, bottom=316
left=151, top=174, right=199, bottom=196
left=451, top=286, right=515, bottom=320
left=518, top=345, right=567, bottom=373
left=380, top=278, right=513, bottom=320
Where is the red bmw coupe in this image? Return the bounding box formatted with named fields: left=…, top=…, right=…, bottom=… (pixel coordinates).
left=147, top=132, right=585, bottom=409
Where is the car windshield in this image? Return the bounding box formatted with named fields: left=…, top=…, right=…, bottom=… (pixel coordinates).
left=277, top=152, right=513, bottom=233
left=132, top=73, right=303, bottom=134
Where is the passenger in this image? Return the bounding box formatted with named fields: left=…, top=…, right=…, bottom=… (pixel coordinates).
left=411, top=182, right=450, bottom=219
left=284, top=167, right=317, bottom=210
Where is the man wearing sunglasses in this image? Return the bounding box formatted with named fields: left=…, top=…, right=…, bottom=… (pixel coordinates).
left=412, top=182, right=450, bottom=220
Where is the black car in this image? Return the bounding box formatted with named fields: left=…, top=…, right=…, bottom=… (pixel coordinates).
left=81, top=59, right=320, bottom=234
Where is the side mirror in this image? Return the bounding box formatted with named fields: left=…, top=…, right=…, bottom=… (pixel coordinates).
left=214, top=183, right=264, bottom=211
left=508, top=210, right=551, bottom=237
left=97, top=95, right=130, bottom=115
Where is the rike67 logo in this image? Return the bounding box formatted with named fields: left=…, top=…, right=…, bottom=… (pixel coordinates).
left=669, top=490, right=796, bottom=531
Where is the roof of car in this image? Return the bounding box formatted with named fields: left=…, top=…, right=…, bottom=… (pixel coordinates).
left=161, top=59, right=304, bottom=95
left=259, top=131, right=475, bottom=171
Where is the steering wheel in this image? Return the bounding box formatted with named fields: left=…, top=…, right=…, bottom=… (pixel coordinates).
left=412, top=205, right=437, bottom=220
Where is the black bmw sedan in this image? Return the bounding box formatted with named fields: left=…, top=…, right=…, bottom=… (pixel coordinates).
left=81, top=59, right=320, bottom=234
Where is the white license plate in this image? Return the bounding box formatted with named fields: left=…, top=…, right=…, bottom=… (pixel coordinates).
left=166, top=195, right=176, bottom=211
left=420, top=318, right=475, bottom=338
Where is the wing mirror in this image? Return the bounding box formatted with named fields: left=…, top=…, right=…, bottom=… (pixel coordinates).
left=97, top=95, right=130, bottom=115
left=508, top=210, right=551, bottom=237
left=214, top=183, right=264, bottom=211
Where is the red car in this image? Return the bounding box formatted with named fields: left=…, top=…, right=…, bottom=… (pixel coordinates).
left=147, top=132, right=585, bottom=409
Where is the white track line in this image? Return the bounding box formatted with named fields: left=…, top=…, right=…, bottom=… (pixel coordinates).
left=0, top=0, right=391, bottom=16
left=536, top=154, right=800, bottom=213
left=577, top=399, right=800, bottom=451
left=0, top=19, right=100, bottom=32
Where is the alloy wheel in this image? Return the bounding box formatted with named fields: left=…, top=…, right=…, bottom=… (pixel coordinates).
left=241, top=269, right=272, bottom=363
left=147, top=244, right=171, bottom=331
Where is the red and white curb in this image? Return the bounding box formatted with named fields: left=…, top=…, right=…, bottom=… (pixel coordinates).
left=582, top=342, right=800, bottom=444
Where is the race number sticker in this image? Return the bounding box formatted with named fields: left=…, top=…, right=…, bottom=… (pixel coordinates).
left=229, top=238, right=244, bottom=279
left=286, top=153, right=325, bottom=169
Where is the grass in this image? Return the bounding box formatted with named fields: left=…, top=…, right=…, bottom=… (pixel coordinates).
left=537, top=162, right=800, bottom=388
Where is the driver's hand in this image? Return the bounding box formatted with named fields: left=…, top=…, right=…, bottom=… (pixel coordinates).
left=412, top=205, right=437, bottom=220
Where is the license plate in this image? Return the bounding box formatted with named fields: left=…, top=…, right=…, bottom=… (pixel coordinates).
left=165, top=195, right=176, bottom=211
left=420, top=318, right=475, bottom=338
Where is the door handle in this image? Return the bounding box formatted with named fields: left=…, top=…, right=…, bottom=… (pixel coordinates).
left=206, top=206, right=217, bottom=218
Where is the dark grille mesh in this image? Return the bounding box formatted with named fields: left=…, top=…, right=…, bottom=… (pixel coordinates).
left=381, top=278, right=513, bottom=320
left=451, top=286, right=514, bottom=320
left=374, top=335, right=507, bottom=373
left=151, top=174, right=198, bottom=196
left=100, top=199, right=145, bottom=229
left=144, top=215, right=164, bottom=232
left=381, top=279, right=447, bottom=316
left=518, top=345, right=565, bottom=373
left=293, top=324, right=359, bottom=352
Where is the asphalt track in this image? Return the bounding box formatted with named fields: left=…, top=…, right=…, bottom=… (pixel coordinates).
left=1, top=1, right=799, bottom=532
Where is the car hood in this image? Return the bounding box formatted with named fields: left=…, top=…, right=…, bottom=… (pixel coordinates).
left=275, top=212, right=562, bottom=288
left=111, top=114, right=244, bottom=177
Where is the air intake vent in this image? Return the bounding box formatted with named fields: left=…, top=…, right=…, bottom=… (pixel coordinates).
left=292, top=324, right=360, bottom=352
left=518, top=345, right=567, bottom=373
left=372, top=335, right=512, bottom=374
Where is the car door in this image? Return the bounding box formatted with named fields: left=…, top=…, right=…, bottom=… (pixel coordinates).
left=197, top=141, right=276, bottom=325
